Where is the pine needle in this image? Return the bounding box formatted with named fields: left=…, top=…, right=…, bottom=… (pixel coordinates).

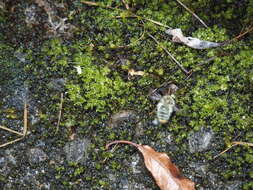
left=55, top=93, right=64, bottom=134
left=147, top=33, right=190, bottom=75
left=214, top=141, right=253, bottom=159
left=0, top=100, right=29, bottom=148
left=175, top=0, right=208, bottom=28
left=81, top=0, right=171, bottom=29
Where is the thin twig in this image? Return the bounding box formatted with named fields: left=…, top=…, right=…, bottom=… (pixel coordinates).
left=0, top=100, right=28, bottom=148
left=115, top=15, right=171, bottom=28
left=213, top=144, right=237, bottom=159
left=82, top=0, right=171, bottom=29
left=175, top=0, right=208, bottom=28
left=0, top=137, right=25, bottom=148
left=147, top=33, right=190, bottom=75
left=222, top=25, right=253, bottom=45
left=55, top=93, right=64, bottom=134
left=143, top=17, right=171, bottom=28
left=0, top=125, right=24, bottom=136
left=81, top=1, right=114, bottom=9
left=232, top=141, right=253, bottom=147
left=214, top=141, right=253, bottom=159
left=234, top=26, right=253, bottom=40
left=23, top=100, right=28, bottom=136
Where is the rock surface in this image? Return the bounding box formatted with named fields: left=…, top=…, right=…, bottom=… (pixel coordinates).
left=27, top=148, right=48, bottom=164
left=188, top=127, right=214, bottom=153
left=63, top=138, right=90, bottom=163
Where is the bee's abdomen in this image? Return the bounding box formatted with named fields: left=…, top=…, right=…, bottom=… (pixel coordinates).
left=156, top=95, right=175, bottom=124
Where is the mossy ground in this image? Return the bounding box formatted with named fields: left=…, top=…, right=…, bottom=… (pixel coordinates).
left=0, top=0, right=253, bottom=189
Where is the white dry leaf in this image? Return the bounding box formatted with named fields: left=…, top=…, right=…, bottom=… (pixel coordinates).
left=165, top=28, right=221, bottom=49
left=74, top=66, right=82, bottom=74
left=128, top=69, right=145, bottom=76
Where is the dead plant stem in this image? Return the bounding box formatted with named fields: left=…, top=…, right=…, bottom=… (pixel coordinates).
left=147, top=33, right=190, bottom=75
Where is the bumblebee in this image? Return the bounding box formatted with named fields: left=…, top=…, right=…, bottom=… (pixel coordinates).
left=156, top=95, right=176, bottom=124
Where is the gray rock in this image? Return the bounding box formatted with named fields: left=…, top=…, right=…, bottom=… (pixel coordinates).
left=208, top=173, right=242, bottom=190
left=27, top=148, right=48, bottom=164
left=109, top=110, right=137, bottom=128
left=63, top=138, right=90, bottom=163
left=188, top=127, right=214, bottom=153
left=119, top=177, right=129, bottom=190
left=108, top=173, right=116, bottom=182
left=131, top=154, right=142, bottom=174
left=5, top=149, right=17, bottom=165
left=189, top=162, right=208, bottom=176
left=0, top=157, right=6, bottom=168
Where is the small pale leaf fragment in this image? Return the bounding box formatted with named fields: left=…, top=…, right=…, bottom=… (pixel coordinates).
left=165, top=28, right=221, bottom=49
left=74, top=66, right=82, bottom=74
left=128, top=69, right=145, bottom=76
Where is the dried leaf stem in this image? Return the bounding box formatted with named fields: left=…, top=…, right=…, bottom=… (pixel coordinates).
left=233, top=25, right=253, bottom=40
left=106, top=140, right=139, bottom=149
left=0, top=101, right=28, bottom=148
left=0, top=125, right=24, bottom=136
left=223, top=25, right=253, bottom=45
left=147, top=33, right=190, bottom=75
left=55, top=92, right=64, bottom=134
left=214, top=141, right=253, bottom=159
left=175, top=0, right=208, bottom=28
left=81, top=1, right=114, bottom=9
left=0, top=137, right=26, bottom=148
left=23, top=100, right=28, bottom=136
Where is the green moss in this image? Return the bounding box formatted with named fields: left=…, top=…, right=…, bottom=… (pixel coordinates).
left=4, top=0, right=252, bottom=189
left=66, top=51, right=132, bottom=112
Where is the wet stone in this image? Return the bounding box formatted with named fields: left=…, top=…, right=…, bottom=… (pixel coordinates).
left=48, top=148, right=65, bottom=165
left=108, top=173, right=117, bottom=182
left=5, top=149, right=17, bottom=166
left=207, top=175, right=243, bottom=190
left=63, top=138, right=90, bottom=164
left=19, top=167, right=50, bottom=190
left=0, top=149, right=18, bottom=177
left=119, top=177, right=129, bottom=190
left=129, top=182, right=153, bottom=190
left=109, top=110, right=137, bottom=128
left=27, top=148, right=48, bottom=164
left=0, top=156, right=9, bottom=177
left=130, top=154, right=142, bottom=174
left=0, top=157, right=5, bottom=167
left=189, top=162, right=209, bottom=176
left=188, top=127, right=214, bottom=153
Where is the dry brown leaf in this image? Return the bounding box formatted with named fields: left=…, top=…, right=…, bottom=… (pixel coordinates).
left=106, top=140, right=195, bottom=190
